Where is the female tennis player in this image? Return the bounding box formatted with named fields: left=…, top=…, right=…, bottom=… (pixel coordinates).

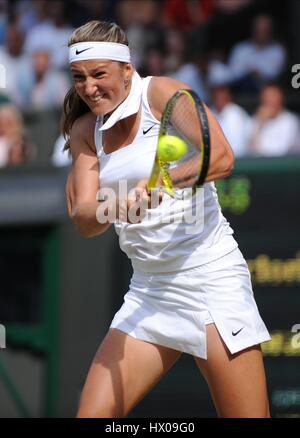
left=64, top=20, right=271, bottom=418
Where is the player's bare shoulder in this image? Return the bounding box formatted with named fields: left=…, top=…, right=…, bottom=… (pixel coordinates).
left=148, top=76, right=191, bottom=120
left=70, top=112, right=97, bottom=155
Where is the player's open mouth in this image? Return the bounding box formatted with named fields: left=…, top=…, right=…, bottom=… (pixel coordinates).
left=89, top=95, right=104, bottom=103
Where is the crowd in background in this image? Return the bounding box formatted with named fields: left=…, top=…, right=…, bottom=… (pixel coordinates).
left=0, top=0, right=299, bottom=168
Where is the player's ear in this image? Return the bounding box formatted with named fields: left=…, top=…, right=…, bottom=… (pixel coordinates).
left=123, top=63, right=133, bottom=88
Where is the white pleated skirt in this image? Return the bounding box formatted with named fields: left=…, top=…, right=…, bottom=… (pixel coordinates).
left=110, top=248, right=271, bottom=359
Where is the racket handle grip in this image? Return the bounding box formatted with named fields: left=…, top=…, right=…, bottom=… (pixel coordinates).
left=147, top=160, right=160, bottom=192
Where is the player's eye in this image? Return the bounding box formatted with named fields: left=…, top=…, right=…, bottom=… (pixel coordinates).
left=94, top=71, right=105, bottom=78
left=72, top=73, right=84, bottom=81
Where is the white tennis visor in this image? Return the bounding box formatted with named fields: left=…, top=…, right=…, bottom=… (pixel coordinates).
left=69, top=42, right=131, bottom=63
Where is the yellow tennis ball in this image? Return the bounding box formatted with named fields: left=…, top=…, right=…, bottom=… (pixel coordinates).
left=157, top=135, right=187, bottom=162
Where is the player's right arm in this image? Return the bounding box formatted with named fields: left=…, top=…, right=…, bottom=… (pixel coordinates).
left=66, top=113, right=112, bottom=237
left=148, top=77, right=235, bottom=182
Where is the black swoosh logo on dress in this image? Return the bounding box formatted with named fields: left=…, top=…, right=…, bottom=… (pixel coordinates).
left=143, top=125, right=155, bottom=135
left=76, top=47, right=92, bottom=55
left=232, top=327, right=244, bottom=336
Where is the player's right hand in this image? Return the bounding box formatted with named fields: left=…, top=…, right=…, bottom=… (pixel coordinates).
left=118, top=181, right=163, bottom=224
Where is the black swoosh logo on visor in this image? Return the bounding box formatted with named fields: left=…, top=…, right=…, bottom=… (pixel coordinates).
left=75, top=47, right=92, bottom=55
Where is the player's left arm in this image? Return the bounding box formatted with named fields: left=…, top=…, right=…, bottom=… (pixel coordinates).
left=148, top=76, right=235, bottom=182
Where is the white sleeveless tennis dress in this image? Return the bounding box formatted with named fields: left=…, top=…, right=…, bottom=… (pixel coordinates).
left=94, top=73, right=270, bottom=359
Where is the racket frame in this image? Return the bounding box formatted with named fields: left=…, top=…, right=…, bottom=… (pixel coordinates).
left=147, top=89, right=210, bottom=198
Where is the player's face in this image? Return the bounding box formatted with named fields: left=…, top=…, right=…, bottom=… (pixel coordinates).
left=70, top=60, right=132, bottom=116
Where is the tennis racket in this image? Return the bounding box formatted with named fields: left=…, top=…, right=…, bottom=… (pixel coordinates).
left=147, top=89, right=210, bottom=199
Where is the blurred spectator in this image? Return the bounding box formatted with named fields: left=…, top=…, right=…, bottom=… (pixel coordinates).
left=189, top=0, right=256, bottom=57
left=139, top=47, right=164, bottom=77
left=168, top=50, right=210, bottom=102
left=68, top=0, right=109, bottom=27
left=18, top=47, right=70, bottom=110
left=0, top=23, right=31, bottom=106
left=249, top=83, right=300, bottom=156
left=214, top=0, right=253, bottom=14
left=77, top=0, right=108, bottom=19
left=163, top=27, right=186, bottom=74
left=228, top=14, right=286, bottom=93
left=0, top=0, right=7, bottom=45
left=0, top=103, right=34, bottom=167
left=170, top=59, right=209, bottom=101
left=138, top=23, right=209, bottom=100
left=208, top=61, right=252, bottom=157
left=162, top=0, right=214, bottom=32
left=15, top=0, right=50, bottom=36
left=116, top=0, right=163, bottom=69
left=24, top=0, right=73, bottom=70
left=51, top=133, right=71, bottom=167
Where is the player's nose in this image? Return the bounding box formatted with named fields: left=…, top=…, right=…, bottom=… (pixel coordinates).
left=84, top=77, right=98, bottom=96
